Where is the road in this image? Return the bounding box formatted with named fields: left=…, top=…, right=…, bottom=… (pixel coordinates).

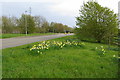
left=1, top=33, right=73, bottom=49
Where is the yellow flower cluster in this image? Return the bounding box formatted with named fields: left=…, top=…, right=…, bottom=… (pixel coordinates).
left=113, top=55, right=120, bottom=59
left=30, top=40, right=85, bottom=54
left=53, top=41, right=64, bottom=48
left=95, top=46, right=106, bottom=55
left=101, top=46, right=106, bottom=55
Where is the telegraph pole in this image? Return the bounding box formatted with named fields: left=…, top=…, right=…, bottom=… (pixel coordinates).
left=29, top=7, right=31, bottom=16
left=25, top=7, right=31, bottom=35
left=25, top=10, right=27, bottom=35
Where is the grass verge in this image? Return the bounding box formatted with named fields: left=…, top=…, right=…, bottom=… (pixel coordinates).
left=2, top=35, right=118, bottom=78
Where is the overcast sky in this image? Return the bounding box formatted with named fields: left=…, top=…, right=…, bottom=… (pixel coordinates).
left=0, top=0, right=120, bottom=27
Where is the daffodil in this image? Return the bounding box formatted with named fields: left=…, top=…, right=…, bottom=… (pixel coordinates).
left=37, top=51, right=40, bottom=53
left=95, top=47, right=97, bottom=49
left=113, top=55, right=116, bottom=57
left=102, top=49, right=104, bottom=51
left=30, top=48, right=32, bottom=51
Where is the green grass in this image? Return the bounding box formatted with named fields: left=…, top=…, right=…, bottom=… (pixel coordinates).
left=2, top=35, right=118, bottom=78
left=0, top=33, right=57, bottom=39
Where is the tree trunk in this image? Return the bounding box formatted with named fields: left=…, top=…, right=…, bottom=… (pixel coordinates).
left=97, top=40, right=101, bottom=43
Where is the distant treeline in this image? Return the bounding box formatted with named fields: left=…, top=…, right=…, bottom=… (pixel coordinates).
left=1, top=14, right=73, bottom=34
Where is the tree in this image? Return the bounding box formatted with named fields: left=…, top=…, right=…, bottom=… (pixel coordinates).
left=41, top=21, right=50, bottom=33
left=2, top=16, right=15, bottom=33
left=76, top=1, right=118, bottom=43
left=49, top=22, right=73, bottom=33
left=18, top=14, right=35, bottom=34
left=64, top=25, right=73, bottom=33
left=49, top=22, right=55, bottom=32
left=10, top=16, right=20, bottom=33
left=34, top=16, right=47, bottom=28
left=34, top=16, right=50, bottom=33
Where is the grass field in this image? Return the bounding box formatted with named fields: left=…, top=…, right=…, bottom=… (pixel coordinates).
left=2, top=35, right=118, bottom=78
left=0, top=33, right=57, bottom=39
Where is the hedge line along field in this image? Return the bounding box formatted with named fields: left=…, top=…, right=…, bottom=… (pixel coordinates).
left=2, top=35, right=118, bottom=78
left=0, top=33, right=57, bottom=39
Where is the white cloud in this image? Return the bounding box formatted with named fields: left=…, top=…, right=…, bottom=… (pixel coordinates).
left=49, top=0, right=119, bottom=16
left=98, top=0, right=119, bottom=13
left=50, top=0, right=89, bottom=16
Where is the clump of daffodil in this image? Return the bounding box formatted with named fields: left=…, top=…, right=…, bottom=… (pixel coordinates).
left=30, top=40, right=85, bottom=54
left=95, top=46, right=106, bottom=56
left=113, top=55, right=116, bottom=58
left=113, top=55, right=120, bottom=60
left=101, top=46, right=106, bottom=55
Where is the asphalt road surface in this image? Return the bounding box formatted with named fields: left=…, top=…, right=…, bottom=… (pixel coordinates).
left=1, top=33, right=73, bottom=49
